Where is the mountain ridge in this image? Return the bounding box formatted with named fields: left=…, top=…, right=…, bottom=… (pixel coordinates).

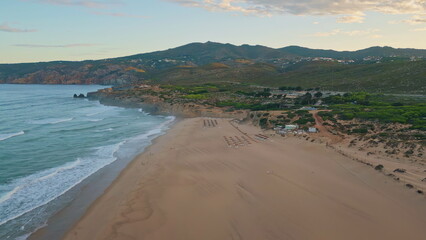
left=4, top=42, right=426, bottom=65
left=1, top=42, right=425, bottom=94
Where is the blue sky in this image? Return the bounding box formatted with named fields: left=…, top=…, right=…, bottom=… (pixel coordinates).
left=1, top=0, right=425, bottom=63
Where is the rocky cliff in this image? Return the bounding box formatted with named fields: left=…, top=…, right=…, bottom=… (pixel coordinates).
left=87, top=88, right=248, bottom=119
left=0, top=63, right=144, bottom=85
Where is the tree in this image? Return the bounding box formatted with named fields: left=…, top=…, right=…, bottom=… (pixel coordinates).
left=314, top=91, right=323, bottom=98
left=298, top=92, right=313, bottom=105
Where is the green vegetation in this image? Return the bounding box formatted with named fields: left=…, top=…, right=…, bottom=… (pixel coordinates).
left=279, top=86, right=303, bottom=91
left=259, top=118, right=268, bottom=129
left=161, top=84, right=220, bottom=94
left=152, top=60, right=426, bottom=94
left=1, top=42, right=425, bottom=94
left=322, top=92, right=426, bottom=130
left=182, top=94, right=208, bottom=100
left=216, top=101, right=282, bottom=111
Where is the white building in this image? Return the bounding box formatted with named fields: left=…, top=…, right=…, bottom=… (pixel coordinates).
left=308, top=127, right=318, bottom=133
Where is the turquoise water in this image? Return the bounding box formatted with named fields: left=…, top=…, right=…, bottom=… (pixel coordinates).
left=0, top=84, right=173, bottom=239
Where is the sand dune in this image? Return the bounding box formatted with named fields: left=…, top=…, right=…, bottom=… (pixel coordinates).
left=64, top=118, right=426, bottom=240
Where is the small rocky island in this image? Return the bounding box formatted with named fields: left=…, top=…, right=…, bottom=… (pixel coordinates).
left=73, top=94, right=86, bottom=98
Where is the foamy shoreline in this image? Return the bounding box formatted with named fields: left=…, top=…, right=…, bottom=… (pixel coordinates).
left=27, top=116, right=178, bottom=240
left=60, top=117, right=426, bottom=240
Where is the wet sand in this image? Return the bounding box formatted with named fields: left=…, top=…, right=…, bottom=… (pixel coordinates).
left=64, top=118, right=426, bottom=240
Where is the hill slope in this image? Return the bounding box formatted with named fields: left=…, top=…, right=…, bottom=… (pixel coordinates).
left=280, top=46, right=426, bottom=59
left=0, top=42, right=425, bottom=93
left=148, top=60, right=426, bottom=94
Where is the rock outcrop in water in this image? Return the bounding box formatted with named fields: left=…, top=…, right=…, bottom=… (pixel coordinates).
left=73, top=94, right=86, bottom=98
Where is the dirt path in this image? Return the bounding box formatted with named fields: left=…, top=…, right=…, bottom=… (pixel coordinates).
left=311, top=110, right=343, bottom=144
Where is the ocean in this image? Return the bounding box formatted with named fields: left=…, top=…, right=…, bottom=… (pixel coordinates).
left=0, top=84, right=174, bottom=239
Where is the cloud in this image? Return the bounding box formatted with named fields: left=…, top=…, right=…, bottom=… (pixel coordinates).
left=166, top=0, right=426, bottom=22
left=369, top=34, right=383, bottom=39
left=91, top=11, right=148, bottom=18
left=0, top=23, right=37, bottom=33
left=336, top=14, right=365, bottom=23
left=13, top=43, right=98, bottom=48
left=21, top=0, right=121, bottom=9
left=403, top=15, right=426, bottom=25
left=312, top=28, right=381, bottom=38
left=166, top=0, right=272, bottom=15
left=411, top=27, right=426, bottom=32
left=388, top=14, right=426, bottom=25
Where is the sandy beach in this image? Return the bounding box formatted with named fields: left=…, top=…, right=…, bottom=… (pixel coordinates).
left=63, top=118, right=426, bottom=240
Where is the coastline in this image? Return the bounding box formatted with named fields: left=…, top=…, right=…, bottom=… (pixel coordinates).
left=62, top=117, right=426, bottom=240
left=27, top=114, right=179, bottom=240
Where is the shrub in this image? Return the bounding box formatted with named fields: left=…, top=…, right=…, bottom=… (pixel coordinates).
left=352, top=128, right=368, bottom=134
left=259, top=118, right=268, bottom=128
left=374, top=164, right=384, bottom=171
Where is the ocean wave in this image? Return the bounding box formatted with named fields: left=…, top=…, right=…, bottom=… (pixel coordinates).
left=127, top=116, right=175, bottom=143
left=138, top=108, right=150, bottom=115
left=95, top=128, right=114, bottom=132
left=0, top=142, right=124, bottom=227
left=0, top=117, right=176, bottom=226
left=29, top=118, right=73, bottom=125
left=87, top=118, right=104, bottom=122
left=0, top=131, right=25, bottom=141
left=85, top=111, right=105, bottom=116
left=0, top=113, right=176, bottom=237
left=0, top=186, right=22, bottom=204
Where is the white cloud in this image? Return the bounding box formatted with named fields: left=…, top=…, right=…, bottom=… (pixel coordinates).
left=403, top=15, right=426, bottom=25
left=369, top=34, right=383, bottom=39
left=336, top=13, right=365, bottom=23
left=388, top=14, right=426, bottom=25
left=166, top=0, right=426, bottom=23
left=411, top=27, right=426, bottom=32
left=0, top=23, right=37, bottom=33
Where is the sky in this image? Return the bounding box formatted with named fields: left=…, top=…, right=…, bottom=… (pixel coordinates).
left=1, top=0, right=426, bottom=63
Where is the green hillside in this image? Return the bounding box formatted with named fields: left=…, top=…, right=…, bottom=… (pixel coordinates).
left=1, top=42, right=425, bottom=93
left=149, top=60, right=426, bottom=94
left=269, top=60, right=426, bottom=93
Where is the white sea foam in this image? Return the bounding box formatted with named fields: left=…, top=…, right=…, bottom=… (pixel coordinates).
left=0, top=115, right=176, bottom=227
left=0, top=142, right=124, bottom=226
left=0, top=131, right=25, bottom=141
left=95, top=128, right=114, bottom=132
left=88, top=118, right=104, bottom=122
left=0, top=94, right=176, bottom=238
left=85, top=110, right=106, bottom=116
left=0, top=186, right=22, bottom=204
left=128, top=116, right=175, bottom=142
left=29, top=118, right=73, bottom=125
left=15, top=222, right=47, bottom=240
